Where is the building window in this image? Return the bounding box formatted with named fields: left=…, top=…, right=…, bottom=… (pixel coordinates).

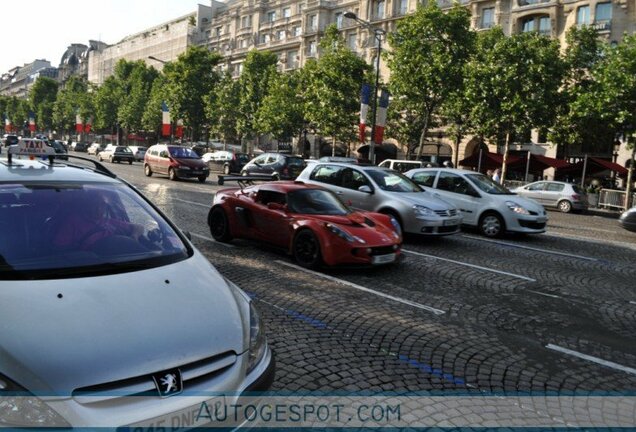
left=522, top=16, right=535, bottom=32
left=287, top=50, right=298, bottom=69
left=595, top=2, right=612, bottom=22
left=335, top=12, right=343, bottom=28
left=538, top=16, right=550, bottom=34
left=309, top=41, right=317, bottom=55
left=397, top=0, right=408, bottom=15
left=374, top=0, right=385, bottom=19
left=577, top=5, right=590, bottom=25
left=482, top=7, right=495, bottom=28
left=283, top=7, right=291, bottom=18
left=298, top=4, right=303, bottom=14
left=260, top=33, right=271, bottom=44
left=517, top=0, right=549, bottom=6
left=277, top=30, right=286, bottom=40
left=241, top=15, right=251, bottom=28
left=239, top=38, right=249, bottom=48
left=267, top=11, right=276, bottom=22
left=293, top=26, right=302, bottom=36
left=347, top=33, right=357, bottom=50
left=308, top=14, right=317, bottom=30
left=521, top=15, right=550, bottom=34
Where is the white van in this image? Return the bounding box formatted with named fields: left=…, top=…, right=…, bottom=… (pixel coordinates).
left=378, top=159, right=424, bottom=173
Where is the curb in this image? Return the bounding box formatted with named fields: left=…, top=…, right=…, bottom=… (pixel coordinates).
left=586, top=208, right=622, bottom=219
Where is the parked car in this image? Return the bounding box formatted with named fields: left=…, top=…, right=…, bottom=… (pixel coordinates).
left=73, top=142, right=89, bottom=152
left=511, top=181, right=588, bottom=213
left=98, top=145, right=134, bottom=164
left=377, top=159, right=424, bottom=173
left=87, top=143, right=107, bottom=155
left=297, top=162, right=462, bottom=236
left=405, top=168, right=547, bottom=237
left=318, top=156, right=360, bottom=164
left=144, top=144, right=210, bottom=182
left=128, top=145, right=148, bottom=162
left=1, top=134, right=19, bottom=154
left=208, top=181, right=401, bottom=268
left=0, top=140, right=274, bottom=428
left=619, top=206, right=636, bottom=232
left=204, top=150, right=250, bottom=174
left=241, top=153, right=305, bottom=180
left=50, top=140, right=68, bottom=160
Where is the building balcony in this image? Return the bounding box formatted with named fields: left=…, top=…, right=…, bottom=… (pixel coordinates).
left=437, top=0, right=470, bottom=9
left=590, top=20, right=611, bottom=31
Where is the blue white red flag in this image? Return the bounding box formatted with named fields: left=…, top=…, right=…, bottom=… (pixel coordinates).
left=161, top=102, right=171, bottom=137
left=359, top=84, right=371, bottom=143
left=28, top=112, right=36, bottom=132
left=175, top=119, right=184, bottom=138
left=373, top=89, right=390, bottom=145
left=75, top=111, right=83, bottom=133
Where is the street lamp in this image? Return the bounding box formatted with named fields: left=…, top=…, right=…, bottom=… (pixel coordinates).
left=147, top=55, right=168, bottom=65
left=345, top=11, right=385, bottom=165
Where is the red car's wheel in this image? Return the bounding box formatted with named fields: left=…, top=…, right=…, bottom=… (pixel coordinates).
left=293, top=229, right=322, bottom=269
left=209, top=207, right=232, bottom=243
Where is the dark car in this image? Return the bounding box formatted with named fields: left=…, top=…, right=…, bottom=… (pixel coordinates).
left=98, top=145, right=134, bottom=164
left=73, top=142, right=89, bottom=152
left=204, top=150, right=250, bottom=174
left=241, top=153, right=305, bottom=180
left=208, top=181, right=401, bottom=268
left=51, top=140, right=68, bottom=160
left=144, top=144, right=210, bottom=182
left=619, top=206, right=636, bottom=233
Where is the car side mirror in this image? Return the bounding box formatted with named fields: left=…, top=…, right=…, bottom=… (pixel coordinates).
left=254, top=162, right=261, bottom=167
left=468, top=189, right=481, bottom=198
left=358, top=185, right=373, bottom=194
left=267, top=202, right=286, bottom=211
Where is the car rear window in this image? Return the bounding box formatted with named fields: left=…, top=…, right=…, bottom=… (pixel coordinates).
left=572, top=185, right=584, bottom=194
left=287, top=157, right=305, bottom=167
left=0, top=182, right=190, bottom=280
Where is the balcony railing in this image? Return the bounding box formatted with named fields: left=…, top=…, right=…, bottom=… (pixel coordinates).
left=591, top=20, right=611, bottom=31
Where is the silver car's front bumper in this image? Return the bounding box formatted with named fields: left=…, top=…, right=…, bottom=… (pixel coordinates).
left=403, top=215, right=463, bottom=236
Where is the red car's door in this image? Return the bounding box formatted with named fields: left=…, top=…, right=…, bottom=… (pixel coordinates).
left=251, top=190, right=292, bottom=247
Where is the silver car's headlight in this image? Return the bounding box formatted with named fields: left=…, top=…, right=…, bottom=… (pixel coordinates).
left=247, top=302, right=267, bottom=375
left=0, top=375, right=70, bottom=427
left=506, top=201, right=530, bottom=215
left=412, top=205, right=435, bottom=217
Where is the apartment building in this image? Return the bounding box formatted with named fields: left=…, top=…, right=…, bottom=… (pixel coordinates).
left=0, top=59, right=54, bottom=98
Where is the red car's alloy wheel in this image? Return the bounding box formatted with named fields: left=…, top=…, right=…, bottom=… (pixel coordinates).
left=209, top=207, right=232, bottom=242
left=293, top=229, right=322, bottom=269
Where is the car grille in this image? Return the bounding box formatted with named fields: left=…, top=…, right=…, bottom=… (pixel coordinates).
left=438, top=225, right=460, bottom=233
left=434, top=209, right=458, bottom=217
left=519, top=220, right=546, bottom=230
left=370, top=246, right=397, bottom=256
left=72, top=351, right=237, bottom=404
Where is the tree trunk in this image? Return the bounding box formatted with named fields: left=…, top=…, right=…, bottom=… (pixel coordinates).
left=415, top=113, right=430, bottom=160
left=332, top=136, right=336, bottom=157
left=625, top=146, right=636, bottom=209
left=454, top=131, right=461, bottom=168
left=500, top=132, right=510, bottom=185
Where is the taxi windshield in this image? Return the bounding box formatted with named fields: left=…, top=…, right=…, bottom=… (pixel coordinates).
left=0, top=182, right=190, bottom=280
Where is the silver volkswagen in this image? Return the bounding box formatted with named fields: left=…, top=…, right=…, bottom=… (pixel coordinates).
left=296, top=162, right=462, bottom=235
left=0, top=143, right=274, bottom=428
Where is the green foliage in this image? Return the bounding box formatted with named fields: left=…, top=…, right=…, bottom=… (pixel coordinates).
left=255, top=71, right=306, bottom=143
left=52, top=76, right=93, bottom=133
left=206, top=72, right=242, bottom=144
left=304, top=25, right=371, bottom=148
left=29, top=77, right=58, bottom=131
left=386, top=3, right=475, bottom=158
left=142, top=75, right=170, bottom=134
left=117, top=61, right=159, bottom=132
left=237, top=50, right=279, bottom=141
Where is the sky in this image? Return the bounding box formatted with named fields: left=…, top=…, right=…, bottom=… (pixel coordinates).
left=1, top=0, right=207, bottom=74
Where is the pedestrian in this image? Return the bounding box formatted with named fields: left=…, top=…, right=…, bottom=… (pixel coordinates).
left=486, top=169, right=493, bottom=178
left=492, top=168, right=501, bottom=183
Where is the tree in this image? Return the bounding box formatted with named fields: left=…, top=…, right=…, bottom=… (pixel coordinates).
left=29, top=77, right=58, bottom=132
left=206, top=72, right=242, bottom=146
left=548, top=26, right=611, bottom=158
left=95, top=75, right=123, bottom=132
left=162, top=46, right=222, bottom=141
left=142, top=74, right=170, bottom=137
left=52, top=76, right=93, bottom=135
left=386, top=3, right=475, bottom=160
left=237, top=50, right=279, bottom=149
left=117, top=61, right=159, bottom=135
left=386, top=97, right=428, bottom=158
left=465, top=29, right=564, bottom=182
left=255, top=70, right=306, bottom=147
left=304, top=25, right=371, bottom=156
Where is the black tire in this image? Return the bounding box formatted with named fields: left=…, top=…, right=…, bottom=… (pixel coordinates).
left=98, top=155, right=103, bottom=161
left=293, top=229, right=322, bottom=269
left=128, top=160, right=133, bottom=165
left=144, top=164, right=152, bottom=177
left=479, top=212, right=505, bottom=238
left=169, top=168, right=178, bottom=181
left=209, top=207, right=232, bottom=242
left=198, top=175, right=207, bottom=183
left=558, top=200, right=572, bottom=213
left=223, top=165, right=231, bottom=175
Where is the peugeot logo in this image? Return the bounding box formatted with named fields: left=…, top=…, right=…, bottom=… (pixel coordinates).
left=152, top=369, right=183, bottom=398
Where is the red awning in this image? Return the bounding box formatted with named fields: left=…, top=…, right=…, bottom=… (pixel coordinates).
left=559, top=156, right=628, bottom=176
left=507, top=154, right=572, bottom=171
left=458, top=151, right=520, bottom=171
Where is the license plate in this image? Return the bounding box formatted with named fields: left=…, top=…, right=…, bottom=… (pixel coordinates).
left=372, top=253, right=396, bottom=264
left=443, top=219, right=459, bottom=226
left=122, top=397, right=225, bottom=432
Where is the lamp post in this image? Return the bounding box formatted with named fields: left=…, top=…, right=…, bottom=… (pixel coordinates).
left=344, top=11, right=385, bottom=165
left=147, top=55, right=168, bottom=65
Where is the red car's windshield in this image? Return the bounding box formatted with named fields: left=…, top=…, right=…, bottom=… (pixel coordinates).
left=287, top=189, right=351, bottom=215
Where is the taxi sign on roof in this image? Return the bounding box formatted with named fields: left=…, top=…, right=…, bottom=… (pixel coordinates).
left=8, top=138, right=57, bottom=156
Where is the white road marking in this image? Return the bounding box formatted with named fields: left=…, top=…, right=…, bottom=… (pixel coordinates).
left=276, top=260, right=446, bottom=315
left=462, top=235, right=598, bottom=262
left=630, top=301, right=636, bottom=306
left=527, top=290, right=561, bottom=299
left=545, top=232, right=636, bottom=252
left=546, top=344, right=636, bottom=376
left=190, top=232, right=235, bottom=248
left=173, top=198, right=210, bottom=208
left=402, top=249, right=536, bottom=282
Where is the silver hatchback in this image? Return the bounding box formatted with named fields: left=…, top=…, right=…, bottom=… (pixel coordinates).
left=296, top=163, right=462, bottom=235
left=512, top=181, right=588, bottom=213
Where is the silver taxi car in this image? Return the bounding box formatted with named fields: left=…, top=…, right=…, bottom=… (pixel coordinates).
left=0, top=142, right=274, bottom=428
left=296, top=162, right=462, bottom=235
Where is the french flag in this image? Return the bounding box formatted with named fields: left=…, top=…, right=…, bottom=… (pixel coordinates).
left=175, top=119, right=184, bottom=138
left=28, top=112, right=36, bottom=132
left=359, top=84, right=371, bottom=143
left=162, top=102, right=171, bottom=137
left=84, top=116, right=93, bottom=133
left=75, top=112, right=83, bottom=133
left=5, top=115, right=12, bottom=132
left=373, top=89, right=390, bottom=144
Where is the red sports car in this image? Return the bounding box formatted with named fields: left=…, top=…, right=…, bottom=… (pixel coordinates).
left=207, top=182, right=402, bottom=268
